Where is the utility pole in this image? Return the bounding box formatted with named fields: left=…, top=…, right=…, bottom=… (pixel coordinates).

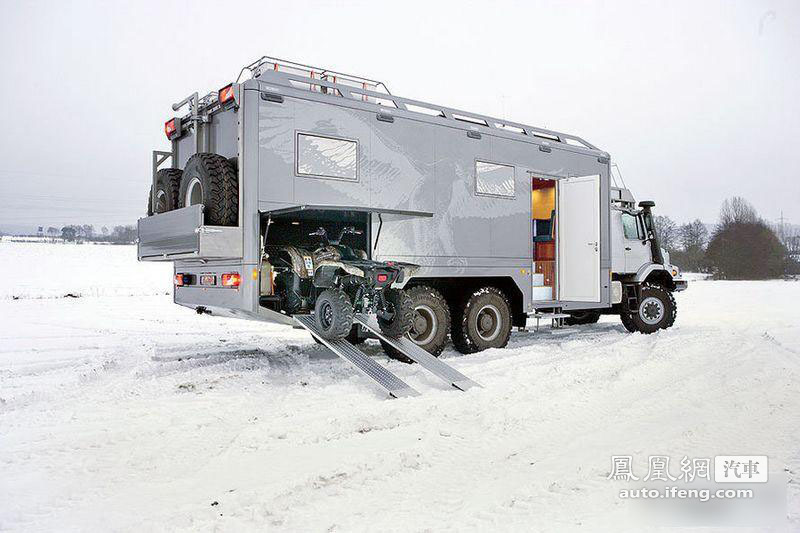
left=777, top=211, right=786, bottom=243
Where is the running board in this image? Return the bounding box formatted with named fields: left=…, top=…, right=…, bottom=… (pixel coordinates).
left=293, top=315, right=419, bottom=399
left=354, top=314, right=482, bottom=391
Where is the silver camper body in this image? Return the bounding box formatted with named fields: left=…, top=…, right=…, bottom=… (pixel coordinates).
left=138, top=57, right=684, bottom=329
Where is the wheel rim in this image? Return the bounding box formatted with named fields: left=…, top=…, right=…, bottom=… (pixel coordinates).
left=185, top=177, right=203, bottom=206
left=409, top=304, right=437, bottom=345
left=639, top=296, right=665, bottom=325
left=475, top=304, right=502, bottom=341
left=155, top=190, right=167, bottom=213
left=319, top=301, right=333, bottom=329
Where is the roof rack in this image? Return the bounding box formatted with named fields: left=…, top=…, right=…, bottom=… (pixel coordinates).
left=236, top=55, right=391, bottom=96
left=236, top=55, right=599, bottom=152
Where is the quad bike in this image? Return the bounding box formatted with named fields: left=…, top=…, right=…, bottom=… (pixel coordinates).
left=270, top=226, right=417, bottom=341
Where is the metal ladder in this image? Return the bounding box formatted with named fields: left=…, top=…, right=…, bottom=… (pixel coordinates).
left=293, top=314, right=481, bottom=398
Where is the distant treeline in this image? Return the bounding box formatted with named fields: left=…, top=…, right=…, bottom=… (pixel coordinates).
left=655, top=197, right=800, bottom=279
left=39, top=224, right=137, bottom=244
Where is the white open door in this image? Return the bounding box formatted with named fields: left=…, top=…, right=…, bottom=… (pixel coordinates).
left=558, top=175, right=601, bottom=302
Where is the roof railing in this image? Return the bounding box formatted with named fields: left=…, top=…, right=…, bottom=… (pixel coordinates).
left=235, top=56, right=598, bottom=152
left=237, top=55, right=391, bottom=95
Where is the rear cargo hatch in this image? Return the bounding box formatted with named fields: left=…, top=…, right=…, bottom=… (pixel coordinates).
left=138, top=204, right=242, bottom=261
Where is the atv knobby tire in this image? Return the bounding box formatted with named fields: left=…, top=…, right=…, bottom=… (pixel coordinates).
left=314, top=289, right=354, bottom=341
left=179, top=153, right=238, bottom=226
left=380, top=285, right=452, bottom=363
left=377, top=289, right=414, bottom=338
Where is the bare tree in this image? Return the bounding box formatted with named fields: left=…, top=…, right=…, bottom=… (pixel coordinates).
left=679, top=219, right=708, bottom=251
left=653, top=215, right=678, bottom=252
left=719, top=197, right=758, bottom=227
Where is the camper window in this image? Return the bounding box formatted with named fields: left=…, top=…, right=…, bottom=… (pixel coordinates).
left=475, top=161, right=515, bottom=198
left=296, top=133, right=358, bottom=181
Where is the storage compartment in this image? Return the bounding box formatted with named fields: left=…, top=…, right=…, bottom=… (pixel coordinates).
left=138, top=204, right=242, bottom=261
left=260, top=209, right=370, bottom=310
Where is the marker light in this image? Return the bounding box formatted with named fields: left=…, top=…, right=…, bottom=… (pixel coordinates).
left=165, top=118, right=178, bottom=139
left=219, top=84, right=235, bottom=105
left=221, top=272, right=241, bottom=287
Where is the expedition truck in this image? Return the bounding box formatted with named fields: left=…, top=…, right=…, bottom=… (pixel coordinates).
left=138, top=56, right=687, bottom=395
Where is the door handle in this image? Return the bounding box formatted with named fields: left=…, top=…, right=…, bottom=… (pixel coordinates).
left=625, top=246, right=632, bottom=251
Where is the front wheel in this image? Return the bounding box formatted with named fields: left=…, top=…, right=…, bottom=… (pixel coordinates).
left=620, top=283, right=676, bottom=334
left=313, top=289, right=354, bottom=340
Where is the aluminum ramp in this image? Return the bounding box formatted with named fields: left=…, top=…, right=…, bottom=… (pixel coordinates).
left=293, top=315, right=419, bottom=399
left=354, top=314, right=482, bottom=391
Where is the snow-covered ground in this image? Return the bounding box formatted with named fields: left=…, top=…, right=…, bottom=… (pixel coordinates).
left=1, top=242, right=798, bottom=531
left=0, top=241, right=171, bottom=300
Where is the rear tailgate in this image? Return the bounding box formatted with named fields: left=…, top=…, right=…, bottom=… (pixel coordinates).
left=137, top=205, right=242, bottom=261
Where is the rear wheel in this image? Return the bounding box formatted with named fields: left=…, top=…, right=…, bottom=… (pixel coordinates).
left=620, top=283, right=676, bottom=334
left=377, top=289, right=414, bottom=338
left=147, top=168, right=183, bottom=215
left=406, top=286, right=450, bottom=357
left=313, top=289, right=354, bottom=340
left=452, top=287, right=512, bottom=354
left=380, top=286, right=451, bottom=363
left=179, top=153, right=238, bottom=226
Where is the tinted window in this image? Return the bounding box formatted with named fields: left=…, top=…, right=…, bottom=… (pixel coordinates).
left=476, top=161, right=515, bottom=198
left=297, top=133, right=358, bottom=181
left=621, top=213, right=642, bottom=240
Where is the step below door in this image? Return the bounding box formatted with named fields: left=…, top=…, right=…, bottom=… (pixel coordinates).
left=558, top=175, right=601, bottom=302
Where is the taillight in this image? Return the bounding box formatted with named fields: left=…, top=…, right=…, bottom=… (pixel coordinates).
left=221, top=272, right=241, bottom=288
left=174, top=273, right=186, bottom=286
left=377, top=273, right=389, bottom=283
left=164, top=118, right=179, bottom=140
left=219, top=84, right=235, bottom=105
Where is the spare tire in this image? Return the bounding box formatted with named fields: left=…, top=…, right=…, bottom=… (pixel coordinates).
left=147, top=168, right=183, bottom=215
left=179, top=153, right=238, bottom=226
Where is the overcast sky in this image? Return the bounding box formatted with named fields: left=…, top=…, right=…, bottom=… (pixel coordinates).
left=0, top=0, right=798, bottom=232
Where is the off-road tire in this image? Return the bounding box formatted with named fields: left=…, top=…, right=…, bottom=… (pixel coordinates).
left=147, top=168, right=183, bottom=215
left=313, top=289, right=354, bottom=341
left=620, top=283, right=677, bottom=334
left=377, top=289, right=414, bottom=338
left=179, top=153, right=238, bottom=226
left=452, top=287, right=512, bottom=354
left=620, top=311, right=638, bottom=333
left=406, top=286, right=451, bottom=356
left=565, top=310, right=601, bottom=326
